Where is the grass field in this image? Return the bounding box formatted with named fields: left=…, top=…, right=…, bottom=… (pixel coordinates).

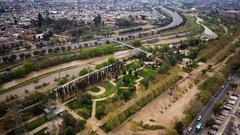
left=123, top=60, right=142, bottom=72
left=202, top=16, right=225, bottom=37
left=26, top=116, right=48, bottom=131
left=115, top=74, right=140, bottom=87
left=138, top=67, right=157, bottom=79
left=93, top=81, right=116, bottom=99
left=67, top=99, right=92, bottom=119
left=89, top=87, right=100, bottom=92
left=67, top=99, right=91, bottom=111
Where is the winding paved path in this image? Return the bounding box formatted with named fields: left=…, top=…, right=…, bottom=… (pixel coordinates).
left=88, top=86, right=106, bottom=96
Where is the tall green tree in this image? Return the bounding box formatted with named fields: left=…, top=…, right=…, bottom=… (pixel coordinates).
left=93, top=15, right=102, bottom=29
left=174, top=121, right=184, bottom=135
left=37, top=13, right=44, bottom=28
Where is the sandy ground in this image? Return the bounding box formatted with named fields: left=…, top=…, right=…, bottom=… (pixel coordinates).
left=142, top=33, right=188, bottom=46
left=109, top=79, right=198, bottom=135
left=131, top=79, right=197, bottom=127
left=153, top=37, right=187, bottom=45
left=109, top=62, right=209, bottom=135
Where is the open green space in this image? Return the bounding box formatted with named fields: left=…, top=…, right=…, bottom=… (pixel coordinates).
left=95, top=76, right=138, bottom=120
left=117, top=86, right=136, bottom=101
left=0, top=63, right=7, bottom=70
left=26, top=116, right=48, bottom=131
left=96, top=100, right=109, bottom=120
left=79, top=68, right=92, bottom=76
left=95, top=88, right=135, bottom=120
left=89, top=87, right=100, bottom=92
left=138, top=67, right=157, bottom=79
left=59, top=113, right=86, bottom=134
left=93, top=81, right=116, bottom=99
left=115, top=74, right=139, bottom=87
left=202, top=16, right=225, bottom=37
left=96, top=57, right=117, bottom=69
left=66, top=99, right=92, bottom=119
left=123, top=60, right=143, bottom=72
left=100, top=67, right=182, bottom=132
left=6, top=116, right=48, bottom=135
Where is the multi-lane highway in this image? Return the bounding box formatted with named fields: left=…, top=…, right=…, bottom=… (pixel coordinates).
left=0, top=6, right=183, bottom=63
left=185, top=69, right=240, bottom=135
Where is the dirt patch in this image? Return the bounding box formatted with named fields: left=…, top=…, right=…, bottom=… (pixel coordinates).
left=110, top=79, right=198, bottom=134
left=109, top=63, right=208, bottom=135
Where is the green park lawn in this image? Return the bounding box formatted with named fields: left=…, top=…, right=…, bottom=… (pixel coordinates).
left=66, top=99, right=92, bottom=119
left=89, top=87, right=101, bottom=92
left=93, top=81, right=116, bottom=99
left=138, top=67, right=157, bottom=79
left=26, top=116, right=48, bottom=131
left=123, top=60, right=142, bottom=72
left=115, top=74, right=140, bottom=87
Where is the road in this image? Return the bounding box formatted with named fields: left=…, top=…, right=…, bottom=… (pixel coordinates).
left=185, top=69, right=240, bottom=135
left=113, top=40, right=152, bottom=56
left=0, top=6, right=183, bottom=63
left=195, top=15, right=218, bottom=40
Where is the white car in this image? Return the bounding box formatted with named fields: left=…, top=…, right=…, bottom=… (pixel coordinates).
left=188, top=127, right=192, bottom=132
left=197, top=115, right=202, bottom=121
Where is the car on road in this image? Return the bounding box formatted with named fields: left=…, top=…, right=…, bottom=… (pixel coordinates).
left=197, top=115, right=202, bottom=121
left=188, top=127, right=192, bottom=132
left=195, top=122, right=204, bottom=133
left=221, top=85, right=225, bottom=89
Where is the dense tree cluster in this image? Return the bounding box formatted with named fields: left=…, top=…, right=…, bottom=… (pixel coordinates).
left=115, top=18, right=136, bottom=28
left=93, top=15, right=102, bottom=29
left=79, top=68, right=92, bottom=76
left=119, top=27, right=143, bottom=34
left=96, top=57, right=117, bottom=69
left=59, top=114, right=86, bottom=135
left=128, top=39, right=142, bottom=47
left=36, top=13, right=80, bottom=34
left=0, top=45, right=118, bottom=85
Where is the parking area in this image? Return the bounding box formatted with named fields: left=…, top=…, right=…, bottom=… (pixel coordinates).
left=207, top=76, right=240, bottom=135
